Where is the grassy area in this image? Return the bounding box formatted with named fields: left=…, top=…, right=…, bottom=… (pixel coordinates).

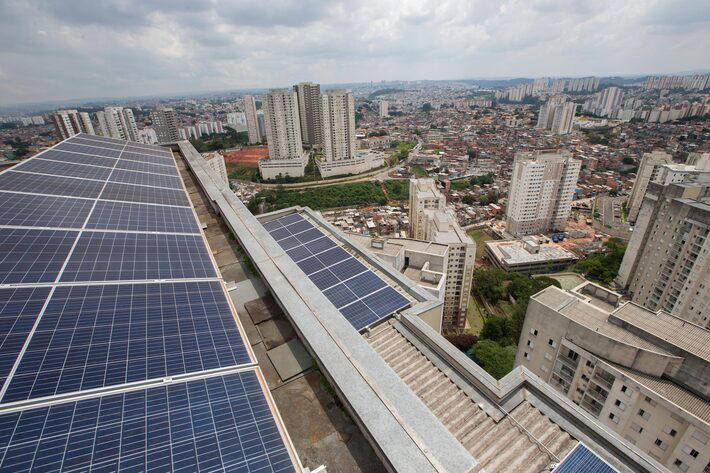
left=466, top=229, right=494, bottom=260
left=226, top=163, right=259, bottom=181
left=496, top=301, right=516, bottom=318
left=248, top=181, right=387, bottom=212
left=384, top=180, right=409, bottom=200
left=412, top=165, right=428, bottom=177
left=466, top=297, right=485, bottom=335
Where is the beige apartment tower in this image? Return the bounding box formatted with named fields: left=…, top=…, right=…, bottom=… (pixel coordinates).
left=100, top=107, right=139, bottom=142
left=506, top=150, right=581, bottom=237
left=627, top=150, right=673, bottom=222
left=321, top=89, right=356, bottom=163
left=150, top=107, right=180, bottom=143
left=516, top=282, right=710, bottom=473
left=242, top=95, right=262, bottom=145
left=52, top=110, right=95, bottom=140
left=409, top=179, right=475, bottom=330
left=259, top=89, right=306, bottom=180
left=293, top=82, right=322, bottom=146
left=616, top=180, right=710, bottom=327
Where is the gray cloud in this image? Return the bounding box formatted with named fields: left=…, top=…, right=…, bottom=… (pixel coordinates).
left=0, top=0, right=708, bottom=106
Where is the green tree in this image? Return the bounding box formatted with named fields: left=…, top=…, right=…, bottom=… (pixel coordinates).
left=467, top=340, right=516, bottom=380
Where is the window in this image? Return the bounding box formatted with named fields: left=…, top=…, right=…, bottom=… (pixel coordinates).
left=548, top=339, right=557, bottom=348
left=608, top=413, right=619, bottom=424
left=524, top=352, right=529, bottom=360
left=645, top=396, right=658, bottom=407
left=527, top=339, right=534, bottom=348
left=621, top=385, right=628, bottom=394
left=692, top=429, right=709, bottom=445
left=630, top=423, right=643, bottom=434
left=614, top=399, right=626, bottom=411
left=682, top=446, right=699, bottom=459
left=638, top=409, right=650, bottom=420
left=530, top=328, right=538, bottom=336
left=674, top=459, right=688, bottom=473
left=655, top=438, right=667, bottom=450
left=664, top=426, right=678, bottom=437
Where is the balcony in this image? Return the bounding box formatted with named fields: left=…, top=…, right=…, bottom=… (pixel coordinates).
left=585, top=387, right=608, bottom=404
left=592, top=371, right=614, bottom=390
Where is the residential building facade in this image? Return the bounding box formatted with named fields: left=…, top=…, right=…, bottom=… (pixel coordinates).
left=150, top=107, right=180, bottom=143
left=242, top=95, right=261, bottom=145
left=101, top=106, right=139, bottom=142
left=627, top=151, right=674, bottom=222
left=293, top=82, right=322, bottom=146
left=259, top=88, right=306, bottom=180
left=51, top=109, right=95, bottom=140
left=506, top=150, right=581, bottom=237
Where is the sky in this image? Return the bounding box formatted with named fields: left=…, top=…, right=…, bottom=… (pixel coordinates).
left=1, top=0, right=708, bottom=106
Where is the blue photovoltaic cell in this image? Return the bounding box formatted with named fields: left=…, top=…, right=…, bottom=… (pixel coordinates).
left=36, top=149, right=117, bottom=168
left=344, top=271, right=387, bottom=298
left=109, top=168, right=183, bottom=189
left=0, top=192, right=94, bottom=229
left=340, top=301, right=380, bottom=331
left=294, top=228, right=323, bottom=244
left=308, top=269, right=339, bottom=291
left=0, top=371, right=296, bottom=473
left=0, top=171, right=105, bottom=198
left=13, top=158, right=112, bottom=181
left=55, top=142, right=122, bottom=158
left=553, top=444, right=617, bottom=473
left=262, top=220, right=283, bottom=231
left=269, top=227, right=292, bottom=241
left=277, top=214, right=303, bottom=226
left=119, top=151, right=175, bottom=166
left=114, top=158, right=179, bottom=176
left=124, top=145, right=172, bottom=157
left=315, top=246, right=350, bottom=266
left=0, top=228, right=78, bottom=284
left=296, top=256, right=325, bottom=275
left=69, top=137, right=125, bottom=150
left=284, top=220, right=313, bottom=235
left=323, top=283, right=359, bottom=309
left=3, top=282, right=251, bottom=402
left=0, top=287, right=52, bottom=392
left=285, top=245, right=313, bottom=262
left=361, top=287, right=409, bottom=318
left=304, top=236, right=337, bottom=255
left=277, top=236, right=301, bottom=251
left=100, top=181, right=190, bottom=207
left=60, top=232, right=216, bottom=282
left=329, top=257, right=368, bottom=281
left=71, top=134, right=127, bottom=146
left=85, top=200, right=200, bottom=233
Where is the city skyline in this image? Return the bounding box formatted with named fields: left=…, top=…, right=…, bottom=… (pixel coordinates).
left=1, top=0, right=708, bottom=106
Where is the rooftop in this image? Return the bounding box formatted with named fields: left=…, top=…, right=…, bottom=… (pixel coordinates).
left=486, top=238, right=579, bottom=266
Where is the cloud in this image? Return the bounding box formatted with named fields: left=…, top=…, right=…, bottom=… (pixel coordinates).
left=0, top=0, right=708, bottom=105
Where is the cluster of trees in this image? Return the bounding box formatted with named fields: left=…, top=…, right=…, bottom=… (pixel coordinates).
left=248, top=181, right=387, bottom=213
left=369, top=88, right=401, bottom=99
left=384, top=180, right=409, bottom=200
left=394, top=140, right=416, bottom=161
left=367, top=130, right=387, bottom=137
left=461, top=193, right=499, bottom=206
left=464, top=269, right=561, bottom=379
left=572, top=238, right=626, bottom=285
left=190, top=129, right=249, bottom=152
left=451, top=173, right=495, bottom=191
left=3, top=137, right=30, bottom=158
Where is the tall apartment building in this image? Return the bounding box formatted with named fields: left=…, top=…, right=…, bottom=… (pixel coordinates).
left=97, top=107, right=139, bottom=142
left=627, top=151, right=674, bottom=222
left=516, top=282, right=710, bottom=473
left=409, top=179, right=475, bottom=330
left=203, top=152, right=228, bottom=186
left=596, top=86, right=624, bottom=116
left=379, top=100, right=388, bottom=118
left=242, top=95, right=261, bottom=144
left=536, top=96, right=566, bottom=130
left=51, top=109, right=95, bottom=139
left=293, top=82, right=322, bottom=146
left=258, top=89, right=306, bottom=180
left=616, top=180, right=710, bottom=327
left=537, top=99, right=577, bottom=135
left=506, top=150, right=581, bottom=237
left=150, top=107, right=180, bottom=143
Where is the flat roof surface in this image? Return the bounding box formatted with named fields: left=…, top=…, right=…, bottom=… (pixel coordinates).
left=487, top=240, right=578, bottom=265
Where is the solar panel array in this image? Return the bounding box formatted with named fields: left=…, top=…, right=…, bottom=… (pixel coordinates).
left=264, top=213, right=410, bottom=331
left=553, top=444, right=618, bottom=473
left=0, top=134, right=298, bottom=472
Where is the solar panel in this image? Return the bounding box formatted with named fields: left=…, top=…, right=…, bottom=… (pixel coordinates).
left=269, top=227, right=292, bottom=241
left=114, top=158, right=179, bottom=176
left=3, top=281, right=251, bottom=402
left=36, top=149, right=117, bottom=168
left=55, top=142, right=122, bottom=158
left=284, top=220, right=313, bottom=235
left=100, top=181, right=190, bottom=207
left=262, top=220, right=283, bottom=231
left=285, top=245, right=313, bottom=262
left=0, top=192, right=94, bottom=229
left=119, top=151, right=175, bottom=166
left=344, top=271, right=387, bottom=298
left=0, top=287, right=52, bottom=391
left=308, top=268, right=340, bottom=291
left=60, top=232, right=216, bottom=282
left=296, top=255, right=325, bottom=275
left=323, top=283, right=359, bottom=309
left=68, top=136, right=125, bottom=150
left=70, top=134, right=126, bottom=146
left=553, top=444, right=617, bottom=473
left=329, top=257, right=368, bottom=281
left=109, top=168, right=183, bottom=189
left=0, top=171, right=105, bottom=198
left=278, top=214, right=304, bottom=226
left=277, top=236, right=302, bottom=251
left=13, top=158, right=112, bottom=181
left=361, top=287, right=410, bottom=317
left=339, top=301, right=380, bottom=331
left=124, top=144, right=172, bottom=156
left=315, top=246, right=350, bottom=266
left=85, top=200, right=200, bottom=233
left=0, top=371, right=295, bottom=473
left=304, top=236, right=338, bottom=255
left=0, top=228, right=78, bottom=284
left=294, top=228, right=324, bottom=244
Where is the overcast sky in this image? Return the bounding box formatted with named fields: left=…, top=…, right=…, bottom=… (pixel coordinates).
left=1, top=0, right=708, bottom=105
